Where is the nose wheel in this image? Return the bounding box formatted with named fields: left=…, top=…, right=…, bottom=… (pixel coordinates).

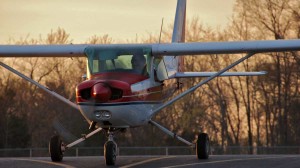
left=104, top=141, right=117, bottom=165
left=104, top=131, right=117, bottom=166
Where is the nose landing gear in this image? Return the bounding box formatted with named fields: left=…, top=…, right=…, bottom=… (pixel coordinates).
left=104, top=132, right=117, bottom=165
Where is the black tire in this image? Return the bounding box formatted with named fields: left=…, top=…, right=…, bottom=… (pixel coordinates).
left=104, top=141, right=117, bottom=166
left=49, top=135, right=64, bottom=162
left=196, top=133, right=210, bottom=159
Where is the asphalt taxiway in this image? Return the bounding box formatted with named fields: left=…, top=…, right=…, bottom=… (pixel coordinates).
left=1, top=155, right=300, bottom=168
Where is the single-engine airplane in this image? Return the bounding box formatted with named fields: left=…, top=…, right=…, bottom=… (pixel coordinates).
left=1, top=0, right=300, bottom=166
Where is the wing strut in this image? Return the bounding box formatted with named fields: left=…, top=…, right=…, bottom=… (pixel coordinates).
left=0, top=61, right=91, bottom=124
left=150, top=52, right=256, bottom=117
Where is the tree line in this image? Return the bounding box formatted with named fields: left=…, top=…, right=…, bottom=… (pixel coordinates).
left=1, top=0, right=300, bottom=153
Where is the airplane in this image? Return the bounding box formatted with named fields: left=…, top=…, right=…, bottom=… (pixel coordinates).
left=1, top=0, right=300, bottom=166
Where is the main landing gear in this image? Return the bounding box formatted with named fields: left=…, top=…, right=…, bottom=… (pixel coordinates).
left=48, top=126, right=120, bottom=166
left=149, top=120, right=210, bottom=160
left=196, top=133, right=210, bottom=159
left=49, top=127, right=103, bottom=162
left=49, top=135, right=64, bottom=162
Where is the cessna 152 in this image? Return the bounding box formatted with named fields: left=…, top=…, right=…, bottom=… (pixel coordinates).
left=1, top=0, right=300, bottom=166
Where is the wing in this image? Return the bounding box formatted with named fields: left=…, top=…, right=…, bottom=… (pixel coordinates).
left=0, top=44, right=87, bottom=57
left=152, top=39, right=300, bottom=55
left=1, top=40, right=299, bottom=57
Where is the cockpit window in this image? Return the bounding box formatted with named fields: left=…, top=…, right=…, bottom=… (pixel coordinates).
left=92, top=55, right=133, bottom=72
left=85, top=47, right=151, bottom=76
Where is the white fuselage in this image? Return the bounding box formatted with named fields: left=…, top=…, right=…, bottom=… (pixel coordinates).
left=78, top=102, right=162, bottom=128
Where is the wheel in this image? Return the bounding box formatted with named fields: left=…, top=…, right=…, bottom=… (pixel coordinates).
left=49, top=135, right=64, bottom=162
left=104, top=141, right=117, bottom=166
left=196, top=133, right=210, bottom=159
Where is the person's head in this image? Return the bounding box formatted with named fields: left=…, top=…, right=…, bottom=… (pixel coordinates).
left=131, top=53, right=146, bottom=71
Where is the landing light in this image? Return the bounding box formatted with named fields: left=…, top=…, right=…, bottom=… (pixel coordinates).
left=94, top=110, right=111, bottom=120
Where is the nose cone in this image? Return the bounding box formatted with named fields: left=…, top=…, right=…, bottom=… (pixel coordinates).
left=92, top=83, right=111, bottom=102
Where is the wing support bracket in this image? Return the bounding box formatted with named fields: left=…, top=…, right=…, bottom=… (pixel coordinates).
left=149, top=120, right=195, bottom=147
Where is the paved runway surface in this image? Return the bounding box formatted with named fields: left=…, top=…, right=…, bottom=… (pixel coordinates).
left=1, top=155, right=300, bottom=168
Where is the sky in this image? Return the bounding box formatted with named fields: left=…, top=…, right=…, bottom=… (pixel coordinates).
left=0, top=0, right=236, bottom=44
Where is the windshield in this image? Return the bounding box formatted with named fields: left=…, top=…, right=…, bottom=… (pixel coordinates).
left=85, top=47, right=151, bottom=76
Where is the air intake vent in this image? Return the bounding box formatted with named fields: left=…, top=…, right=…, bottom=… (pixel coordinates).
left=80, top=88, right=91, bottom=100
left=110, top=87, right=123, bottom=100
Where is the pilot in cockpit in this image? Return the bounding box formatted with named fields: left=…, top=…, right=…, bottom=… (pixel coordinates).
left=131, top=53, right=147, bottom=75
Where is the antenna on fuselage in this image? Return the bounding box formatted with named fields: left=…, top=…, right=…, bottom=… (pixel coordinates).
left=158, top=18, right=164, bottom=43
